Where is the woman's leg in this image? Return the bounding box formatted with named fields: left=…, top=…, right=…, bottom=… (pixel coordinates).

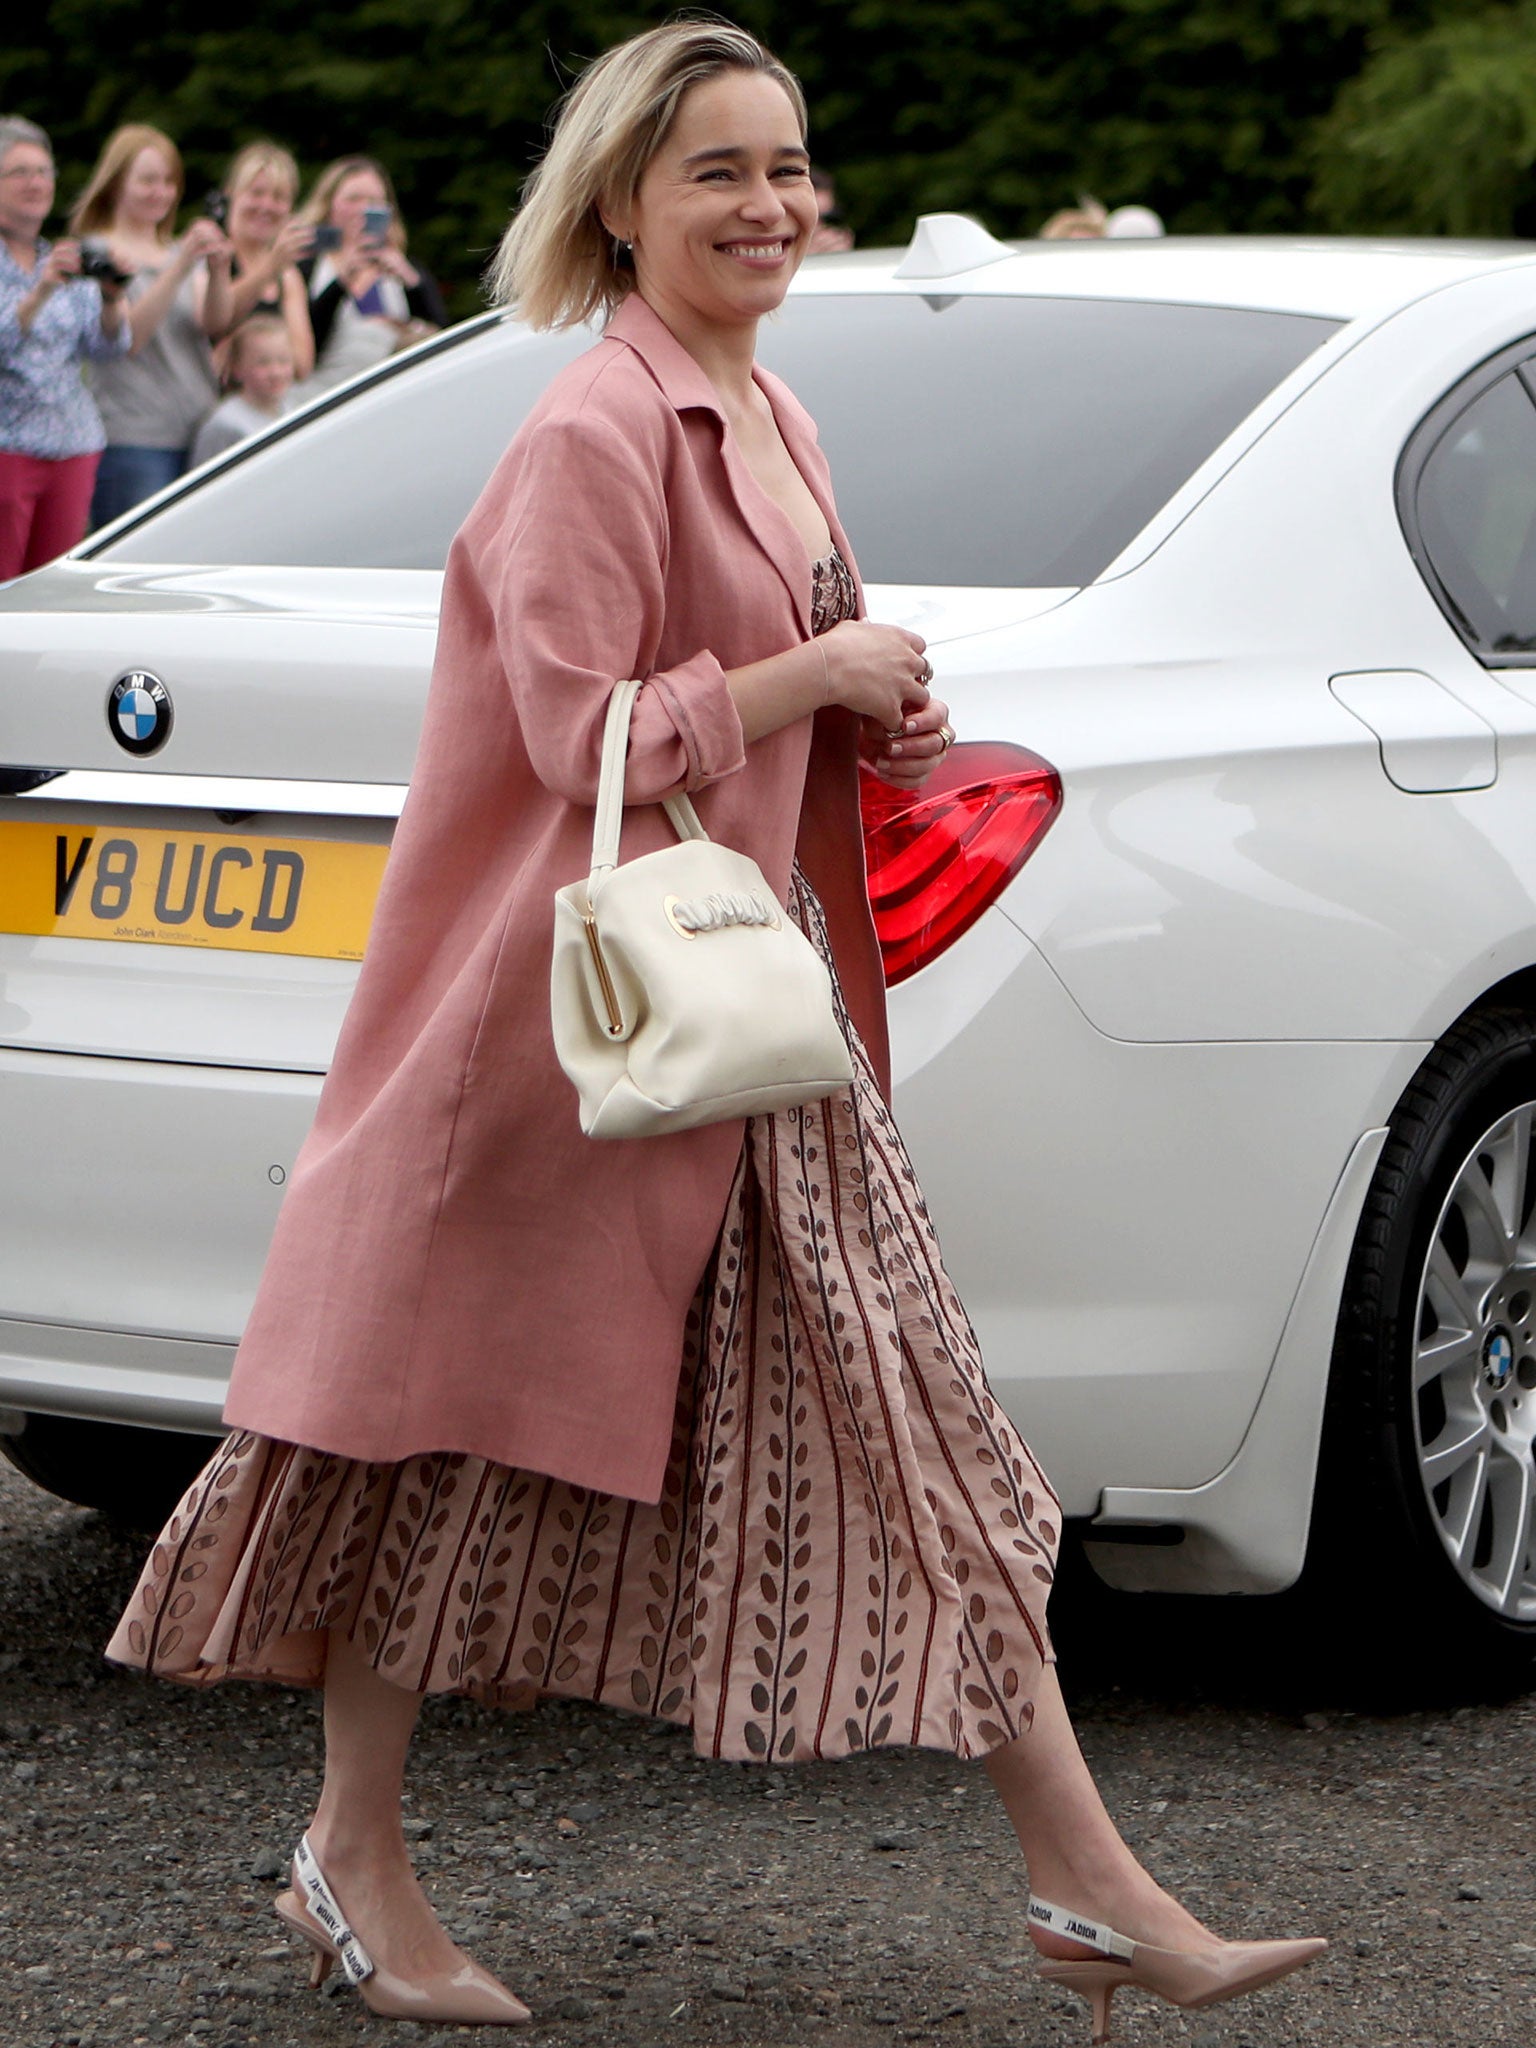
left=985, top=1665, right=1217, bottom=1959
left=300, top=1626, right=471, bottom=1976
left=23, top=453, right=99, bottom=573
left=89, top=444, right=184, bottom=528
left=0, top=450, right=47, bottom=581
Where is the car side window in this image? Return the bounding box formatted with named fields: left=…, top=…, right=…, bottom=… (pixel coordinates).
left=1405, top=353, right=1536, bottom=663
left=96, top=319, right=593, bottom=573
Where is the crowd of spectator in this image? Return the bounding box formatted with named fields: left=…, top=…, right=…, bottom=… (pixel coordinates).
left=0, top=115, right=446, bottom=580
left=0, top=105, right=1168, bottom=585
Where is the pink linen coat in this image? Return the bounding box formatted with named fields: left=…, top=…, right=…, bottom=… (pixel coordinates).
left=222, top=294, right=891, bottom=1504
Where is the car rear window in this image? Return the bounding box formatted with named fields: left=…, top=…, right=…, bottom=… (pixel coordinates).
left=97, top=295, right=1339, bottom=587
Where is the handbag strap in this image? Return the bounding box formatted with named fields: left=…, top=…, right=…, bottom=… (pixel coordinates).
left=590, top=676, right=708, bottom=879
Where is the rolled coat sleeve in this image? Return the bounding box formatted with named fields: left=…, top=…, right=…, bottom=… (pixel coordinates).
left=480, top=407, right=746, bottom=807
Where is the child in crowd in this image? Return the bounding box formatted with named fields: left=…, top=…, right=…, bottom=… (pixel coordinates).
left=189, top=312, right=295, bottom=465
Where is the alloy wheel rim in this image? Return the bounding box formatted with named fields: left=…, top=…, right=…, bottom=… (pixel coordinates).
left=1413, top=1102, right=1536, bottom=1620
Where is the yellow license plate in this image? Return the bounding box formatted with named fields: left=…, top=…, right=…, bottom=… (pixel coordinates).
left=0, top=819, right=390, bottom=961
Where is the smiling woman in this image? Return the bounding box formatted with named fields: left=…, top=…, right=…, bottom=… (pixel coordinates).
left=102, top=19, right=1325, bottom=2043
left=0, top=113, right=129, bottom=576
left=68, top=122, right=233, bottom=524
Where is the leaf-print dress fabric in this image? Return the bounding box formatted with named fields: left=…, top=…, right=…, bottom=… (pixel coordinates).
left=106, top=553, right=1060, bottom=1763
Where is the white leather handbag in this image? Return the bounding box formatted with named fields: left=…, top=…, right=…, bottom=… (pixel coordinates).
left=551, top=677, right=854, bottom=1139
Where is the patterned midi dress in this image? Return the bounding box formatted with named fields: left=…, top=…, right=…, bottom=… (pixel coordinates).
left=107, top=551, right=1061, bottom=1764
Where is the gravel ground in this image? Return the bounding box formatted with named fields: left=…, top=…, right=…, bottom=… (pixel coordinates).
left=2, top=1456, right=1534, bottom=2048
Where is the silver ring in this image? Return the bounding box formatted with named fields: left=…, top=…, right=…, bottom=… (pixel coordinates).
left=884, top=726, right=905, bottom=741
left=918, top=659, right=933, bottom=685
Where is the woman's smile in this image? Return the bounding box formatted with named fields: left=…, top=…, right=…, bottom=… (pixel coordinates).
left=717, top=236, right=791, bottom=265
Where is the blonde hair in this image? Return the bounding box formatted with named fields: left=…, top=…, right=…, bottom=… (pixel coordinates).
left=489, top=19, right=807, bottom=330
left=227, top=311, right=292, bottom=372
left=1038, top=196, right=1108, bottom=241
left=298, top=154, right=408, bottom=252
left=225, top=139, right=300, bottom=209
left=70, top=123, right=183, bottom=240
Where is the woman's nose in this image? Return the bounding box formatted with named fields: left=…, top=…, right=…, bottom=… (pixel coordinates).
left=739, top=176, right=786, bottom=222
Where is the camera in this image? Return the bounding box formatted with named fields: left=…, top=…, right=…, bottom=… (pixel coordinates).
left=202, top=189, right=228, bottom=228
left=77, top=236, right=132, bottom=288
left=312, top=223, right=343, bottom=253
left=362, top=205, right=392, bottom=246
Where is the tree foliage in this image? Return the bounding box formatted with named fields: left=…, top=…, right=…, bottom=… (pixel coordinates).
left=1311, top=1, right=1536, bottom=235
left=0, top=0, right=1522, bottom=324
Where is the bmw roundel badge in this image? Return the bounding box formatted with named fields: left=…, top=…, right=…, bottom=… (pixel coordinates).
left=108, top=670, right=173, bottom=755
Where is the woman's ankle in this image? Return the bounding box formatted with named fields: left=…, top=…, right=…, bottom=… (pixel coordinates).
left=303, top=1812, right=413, bottom=1877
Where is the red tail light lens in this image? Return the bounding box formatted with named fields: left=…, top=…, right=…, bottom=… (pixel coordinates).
left=860, top=741, right=1062, bottom=986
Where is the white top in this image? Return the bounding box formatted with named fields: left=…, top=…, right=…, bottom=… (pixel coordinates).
left=189, top=392, right=293, bottom=467
left=299, top=254, right=409, bottom=397
left=87, top=261, right=218, bottom=450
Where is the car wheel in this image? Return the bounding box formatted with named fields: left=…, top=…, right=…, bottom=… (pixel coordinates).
left=1317, top=1005, right=1536, bottom=1689
left=0, top=1413, right=216, bottom=1529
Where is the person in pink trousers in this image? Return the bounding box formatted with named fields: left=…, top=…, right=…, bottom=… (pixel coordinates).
left=109, top=21, right=1326, bottom=2040
left=0, top=115, right=128, bottom=581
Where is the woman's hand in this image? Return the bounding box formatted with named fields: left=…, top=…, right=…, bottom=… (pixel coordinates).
left=178, top=218, right=231, bottom=270
left=337, top=228, right=418, bottom=300
left=271, top=218, right=315, bottom=270
left=862, top=695, right=954, bottom=788
left=370, top=243, right=420, bottom=289
left=38, top=238, right=81, bottom=290
left=819, top=617, right=930, bottom=734
left=17, top=239, right=82, bottom=335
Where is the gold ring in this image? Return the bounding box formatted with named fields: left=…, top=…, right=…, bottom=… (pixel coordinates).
left=938, top=723, right=955, bottom=751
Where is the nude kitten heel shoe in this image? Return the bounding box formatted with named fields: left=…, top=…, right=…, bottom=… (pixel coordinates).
left=273, top=1833, right=532, bottom=2025
left=1028, top=1896, right=1327, bottom=2044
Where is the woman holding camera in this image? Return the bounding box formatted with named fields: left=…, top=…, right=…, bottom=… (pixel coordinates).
left=0, top=115, right=128, bottom=579
left=295, top=155, right=447, bottom=393
left=69, top=122, right=232, bottom=524
left=218, top=140, right=315, bottom=383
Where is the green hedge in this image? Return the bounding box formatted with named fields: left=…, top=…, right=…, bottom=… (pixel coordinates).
left=8, top=0, right=1524, bottom=324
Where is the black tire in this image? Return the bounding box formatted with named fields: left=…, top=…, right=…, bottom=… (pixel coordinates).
left=0, top=1413, right=218, bottom=1529
left=1310, top=1004, right=1536, bottom=1694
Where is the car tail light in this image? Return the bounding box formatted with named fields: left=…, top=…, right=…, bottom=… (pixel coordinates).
left=860, top=742, right=1062, bottom=985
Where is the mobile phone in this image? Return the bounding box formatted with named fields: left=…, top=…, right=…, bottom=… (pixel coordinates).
left=312, top=223, right=343, bottom=253
left=202, top=189, right=228, bottom=227
left=362, top=205, right=392, bottom=246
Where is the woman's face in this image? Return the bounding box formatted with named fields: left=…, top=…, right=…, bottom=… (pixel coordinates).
left=228, top=169, right=292, bottom=247
left=618, top=72, right=816, bottom=342
left=118, top=145, right=178, bottom=231
left=330, top=168, right=388, bottom=236
left=0, top=142, right=55, bottom=240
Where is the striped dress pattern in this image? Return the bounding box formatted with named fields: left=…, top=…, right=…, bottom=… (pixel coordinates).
left=106, top=549, right=1060, bottom=1763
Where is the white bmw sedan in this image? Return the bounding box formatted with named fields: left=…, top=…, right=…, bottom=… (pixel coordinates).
left=4, top=226, right=1536, bottom=1682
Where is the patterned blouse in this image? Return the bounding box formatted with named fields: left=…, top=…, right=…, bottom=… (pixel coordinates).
left=0, top=239, right=130, bottom=459
left=811, top=545, right=857, bottom=636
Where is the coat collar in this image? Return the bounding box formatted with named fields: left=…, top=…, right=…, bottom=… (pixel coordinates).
left=604, top=293, right=850, bottom=639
